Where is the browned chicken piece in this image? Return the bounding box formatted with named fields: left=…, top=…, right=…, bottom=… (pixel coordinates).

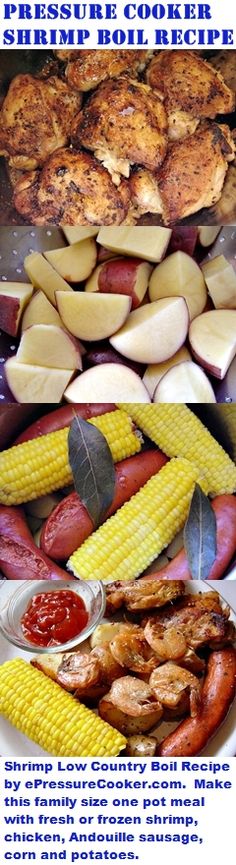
left=143, top=592, right=234, bottom=651
left=99, top=676, right=163, bottom=735
left=146, top=50, right=235, bottom=140
left=105, top=578, right=185, bottom=614
left=0, top=75, right=82, bottom=170
left=13, top=147, right=130, bottom=225
left=130, top=121, right=235, bottom=223
left=149, top=662, right=201, bottom=717
left=63, top=49, right=151, bottom=92
left=209, top=51, right=236, bottom=96
left=71, top=77, right=167, bottom=183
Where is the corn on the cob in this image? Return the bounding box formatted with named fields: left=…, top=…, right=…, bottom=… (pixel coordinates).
left=0, top=410, right=141, bottom=506
left=119, top=404, right=236, bottom=496
left=217, top=405, right=236, bottom=462
left=0, top=658, right=126, bottom=756
left=69, top=457, right=200, bottom=583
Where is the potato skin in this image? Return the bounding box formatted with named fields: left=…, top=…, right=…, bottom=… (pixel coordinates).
left=157, top=647, right=236, bottom=756
left=99, top=696, right=163, bottom=735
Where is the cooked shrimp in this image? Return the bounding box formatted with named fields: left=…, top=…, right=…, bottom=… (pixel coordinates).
left=92, top=643, right=124, bottom=684
left=57, top=653, right=100, bottom=692
left=110, top=626, right=159, bottom=675
left=150, top=662, right=201, bottom=717
left=107, top=676, right=163, bottom=717
left=144, top=622, right=187, bottom=660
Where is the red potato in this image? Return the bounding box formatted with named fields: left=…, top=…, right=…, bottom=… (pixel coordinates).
left=0, top=283, right=33, bottom=337
left=83, top=342, right=146, bottom=378
left=0, top=506, right=69, bottom=581
left=14, top=404, right=116, bottom=445
left=85, top=258, right=153, bottom=309
left=41, top=449, right=168, bottom=560
left=141, top=495, right=236, bottom=581
left=168, top=227, right=198, bottom=257
left=157, top=647, right=236, bottom=756
left=97, top=247, right=118, bottom=264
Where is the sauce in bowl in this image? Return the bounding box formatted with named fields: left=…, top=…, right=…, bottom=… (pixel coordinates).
left=21, top=590, right=89, bottom=647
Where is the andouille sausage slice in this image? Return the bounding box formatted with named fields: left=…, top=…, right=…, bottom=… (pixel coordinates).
left=142, top=495, right=236, bottom=581
left=41, top=449, right=168, bottom=560
left=157, top=647, right=236, bottom=757
left=0, top=506, right=69, bottom=580
left=14, top=403, right=116, bottom=444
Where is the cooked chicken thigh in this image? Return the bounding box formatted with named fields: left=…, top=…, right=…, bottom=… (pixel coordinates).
left=146, top=51, right=235, bottom=140
left=71, top=77, right=168, bottom=182
left=0, top=74, right=82, bottom=170
left=62, top=49, right=151, bottom=92
left=13, top=147, right=131, bottom=225
left=130, top=122, right=235, bottom=223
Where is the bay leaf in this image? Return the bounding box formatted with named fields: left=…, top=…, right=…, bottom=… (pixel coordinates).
left=183, top=483, right=217, bottom=580
left=68, top=415, right=116, bottom=528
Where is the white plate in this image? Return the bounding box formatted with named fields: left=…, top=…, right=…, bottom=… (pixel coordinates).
left=0, top=580, right=235, bottom=757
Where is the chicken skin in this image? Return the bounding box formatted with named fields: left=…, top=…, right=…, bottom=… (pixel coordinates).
left=62, top=49, right=151, bottom=92
left=71, top=77, right=168, bottom=183
left=146, top=51, right=235, bottom=140
left=130, top=122, right=235, bottom=223
left=13, top=147, right=131, bottom=226
left=0, top=74, right=82, bottom=170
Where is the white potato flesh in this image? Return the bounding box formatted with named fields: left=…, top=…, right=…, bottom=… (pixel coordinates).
left=63, top=227, right=99, bottom=244
left=202, top=255, right=236, bottom=309
left=153, top=361, right=216, bottom=403
left=64, top=363, right=151, bottom=403
left=56, top=291, right=131, bottom=341
left=189, top=310, right=236, bottom=379
left=0, top=283, right=33, bottom=336
left=149, top=251, right=207, bottom=321
left=24, top=252, right=73, bottom=306
left=198, top=227, right=221, bottom=247
left=44, top=238, right=97, bottom=283
left=5, top=359, right=73, bottom=404
left=110, top=297, right=189, bottom=364
left=143, top=346, right=191, bottom=398
left=21, top=290, right=63, bottom=331
left=97, top=227, right=172, bottom=262
left=16, top=324, right=82, bottom=370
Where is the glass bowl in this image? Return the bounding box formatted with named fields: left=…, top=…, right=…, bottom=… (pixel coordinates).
left=0, top=579, right=106, bottom=654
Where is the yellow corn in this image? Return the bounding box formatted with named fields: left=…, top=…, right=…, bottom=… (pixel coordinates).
left=0, top=658, right=126, bottom=757
left=69, top=457, right=200, bottom=582
left=0, top=409, right=141, bottom=505
left=119, top=404, right=236, bottom=496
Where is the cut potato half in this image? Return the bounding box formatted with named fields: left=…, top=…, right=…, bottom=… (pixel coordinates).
left=143, top=346, right=191, bottom=398
left=56, top=291, right=131, bottom=341
left=63, top=227, right=99, bottom=244
left=24, top=252, right=73, bottom=306
left=85, top=258, right=152, bottom=310
left=198, top=227, right=221, bottom=247
left=21, top=290, right=63, bottom=331
left=202, top=255, right=236, bottom=309
left=97, top=227, right=172, bottom=262
left=110, top=297, right=189, bottom=364
left=44, top=238, right=97, bottom=283
left=149, top=251, right=207, bottom=321
left=64, top=363, right=150, bottom=403
left=16, top=324, right=82, bottom=370
left=5, top=359, right=73, bottom=403
left=0, top=282, right=33, bottom=336
left=153, top=361, right=216, bottom=403
left=189, top=309, right=236, bottom=379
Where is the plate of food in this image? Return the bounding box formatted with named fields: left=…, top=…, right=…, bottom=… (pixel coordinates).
left=0, top=49, right=236, bottom=226
left=0, top=579, right=235, bottom=758
left=0, top=225, right=236, bottom=404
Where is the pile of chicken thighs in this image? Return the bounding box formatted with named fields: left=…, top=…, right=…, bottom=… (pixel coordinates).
left=0, top=50, right=235, bottom=225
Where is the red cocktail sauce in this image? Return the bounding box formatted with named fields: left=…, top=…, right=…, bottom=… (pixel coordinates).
left=21, top=590, right=88, bottom=647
